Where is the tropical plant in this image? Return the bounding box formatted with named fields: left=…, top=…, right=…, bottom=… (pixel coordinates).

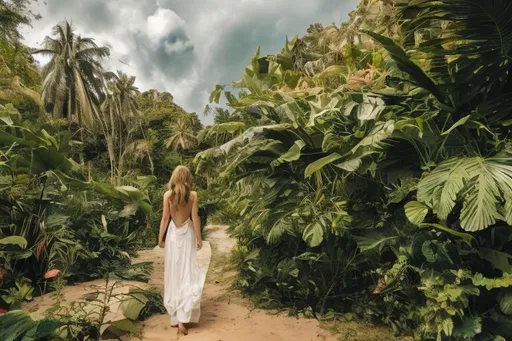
left=0, top=38, right=42, bottom=112
left=47, top=263, right=162, bottom=341
left=0, top=310, right=62, bottom=341
left=197, top=0, right=512, bottom=339
left=165, top=116, right=197, bottom=152
left=0, top=104, right=153, bottom=306
left=96, top=71, right=152, bottom=184
left=33, top=21, right=110, bottom=127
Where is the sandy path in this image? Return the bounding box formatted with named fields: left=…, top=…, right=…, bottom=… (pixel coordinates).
left=129, top=225, right=335, bottom=341
left=27, top=225, right=332, bottom=340
left=24, top=225, right=409, bottom=341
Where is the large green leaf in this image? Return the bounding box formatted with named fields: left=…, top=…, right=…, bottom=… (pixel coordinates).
left=20, top=319, right=62, bottom=341
left=0, top=311, right=36, bottom=341
left=404, top=201, right=429, bottom=226
left=460, top=157, right=512, bottom=231
left=304, top=153, right=342, bottom=178
left=266, top=219, right=292, bottom=244
left=357, top=96, right=386, bottom=121
left=350, top=120, right=395, bottom=155
left=276, top=100, right=306, bottom=125
left=480, top=248, right=512, bottom=273
left=418, top=158, right=469, bottom=221
left=356, top=235, right=400, bottom=253
left=336, top=149, right=378, bottom=173
left=121, top=293, right=149, bottom=320
left=361, top=30, right=447, bottom=105
left=302, top=222, right=324, bottom=247
left=417, top=156, right=512, bottom=231
left=441, top=115, right=470, bottom=136
left=453, top=317, right=482, bottom=340
left=0, top=236, right=28, bottom=249
left=272, top=140, right=306, bottom=166
left=0, top=311, right=61, bottom=341
left=209, top=85, right=225, bottom=104
left=109, top=319, right=140, bottom=334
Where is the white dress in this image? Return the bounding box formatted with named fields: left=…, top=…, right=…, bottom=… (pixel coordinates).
left=163, top=218, right=205, bottom=325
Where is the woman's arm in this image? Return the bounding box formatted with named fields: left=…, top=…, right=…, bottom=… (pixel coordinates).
left=158, top=192, right=171, bottom=248
left=191, top=192, right=202, bottom=250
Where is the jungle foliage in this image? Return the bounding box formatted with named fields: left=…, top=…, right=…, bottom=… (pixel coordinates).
left=196, top=0, right=512, bottom=340
left=0, top=6, right=202, bottom=339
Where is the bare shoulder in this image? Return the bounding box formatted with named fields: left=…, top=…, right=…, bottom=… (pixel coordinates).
left=190, top=191, right=198, bottom=202
left=163, top=190, right=172, bottom=200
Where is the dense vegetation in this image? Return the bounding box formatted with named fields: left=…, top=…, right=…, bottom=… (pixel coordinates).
left=2, top=0, right=512, bottom=340
left=196, top=0, right=512, bottom=340
left=0, top=1, right=204, bottom=338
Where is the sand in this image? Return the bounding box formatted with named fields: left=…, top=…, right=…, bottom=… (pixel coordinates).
left=25, top=225, right=409, bottom=341
left=124, top=225, right=334, bottom=341
left=25, top=226, right=333, bottom=341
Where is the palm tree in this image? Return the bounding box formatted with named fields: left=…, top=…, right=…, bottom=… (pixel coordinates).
left=165, top=116, right=197, bottom=163
left=105, top=70, right=139, bottom=116
left=33, top=21, right=110, bottom=127
left=97, top=71, right=149, bottom=184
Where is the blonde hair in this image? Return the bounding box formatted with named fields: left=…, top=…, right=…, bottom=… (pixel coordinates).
left=168, top=165, right=193, bottom=205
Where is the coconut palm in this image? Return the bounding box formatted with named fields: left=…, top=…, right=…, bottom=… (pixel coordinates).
left=97, top=71, right=148, bottom=183
left=105, top=70, right=139, bottom=116
left=165, top=116, right=197, bottom=152
left=33, top=21, right=110, bottom=127
left=165, top=116, right=197, bottom=164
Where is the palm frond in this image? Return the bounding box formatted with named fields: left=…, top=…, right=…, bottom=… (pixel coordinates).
left=417, top=155, right=512, bottom=231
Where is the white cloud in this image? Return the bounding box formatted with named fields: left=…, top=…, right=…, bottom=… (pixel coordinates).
left=24, top=0, right=359, bottom=125
left=164, top=40, right=193, bottom=54
left=146, top=8, right=186, bottom=46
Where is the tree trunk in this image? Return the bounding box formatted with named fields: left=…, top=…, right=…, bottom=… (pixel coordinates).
left=139, top=122, right=155, bottom=175
left=106, top=138, right=116, bottom=184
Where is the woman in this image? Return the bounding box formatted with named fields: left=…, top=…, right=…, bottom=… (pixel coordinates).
left=158, top=165, right=205, bottom=335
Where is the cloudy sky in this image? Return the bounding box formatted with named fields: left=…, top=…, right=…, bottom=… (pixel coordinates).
left=23, top=0, right=359, bottom=124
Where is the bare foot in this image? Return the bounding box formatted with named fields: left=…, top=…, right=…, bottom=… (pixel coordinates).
left=178, top=322, right=188, bottom=335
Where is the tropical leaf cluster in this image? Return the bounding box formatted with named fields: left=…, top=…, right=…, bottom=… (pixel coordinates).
left=197, top=0, right=512, bottom=339
left=0, top=105, right=154, bottom=304
left=0, top=13, right=205, bottom=340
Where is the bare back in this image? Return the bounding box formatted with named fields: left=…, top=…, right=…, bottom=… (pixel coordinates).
left=166, top=190, right=198, bottom=227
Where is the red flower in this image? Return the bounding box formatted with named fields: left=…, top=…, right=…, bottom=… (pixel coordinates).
left=44, top=269, right=61, bottom=279
left=0, top=308, right=7, bottom=314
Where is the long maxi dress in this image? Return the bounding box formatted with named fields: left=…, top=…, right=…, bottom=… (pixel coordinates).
left=163, top=218, right=206, bottom=326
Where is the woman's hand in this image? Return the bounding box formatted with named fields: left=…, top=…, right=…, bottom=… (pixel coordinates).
left=196, top=239, right=203, bottom=251
left=158, top=240, right=165, bottom=248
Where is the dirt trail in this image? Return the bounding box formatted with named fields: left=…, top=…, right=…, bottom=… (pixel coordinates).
left=128, top=225, right=334, bottom=341
left=26, top=225, right=406, bottom=341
